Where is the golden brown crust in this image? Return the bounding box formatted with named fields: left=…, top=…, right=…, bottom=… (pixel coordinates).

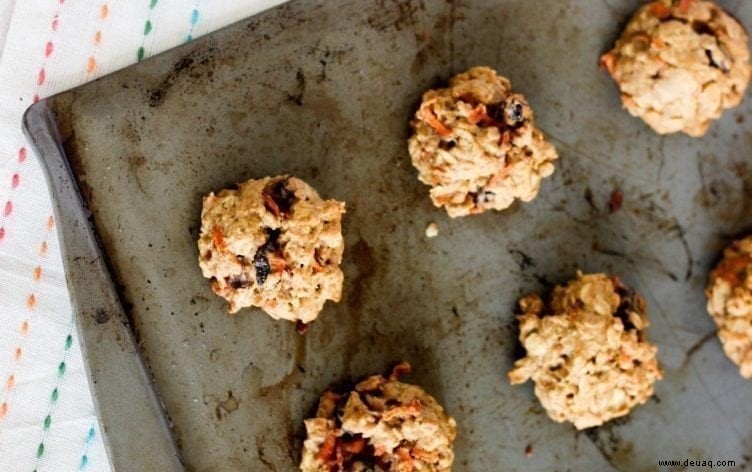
left=601, top=0, right=751, bottom=136
left=508, top=273, right=662, bottom=429
left=407, top=66, right=558, bottom=217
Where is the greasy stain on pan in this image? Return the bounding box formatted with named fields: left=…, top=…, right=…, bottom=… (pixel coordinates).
left=24, top=0, right=752, bottom=470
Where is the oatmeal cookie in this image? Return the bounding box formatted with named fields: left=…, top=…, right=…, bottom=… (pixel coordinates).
left=706, top=236, right=752, bottom=378
left=198, top=176, right=345, bottom=323
left=508, top=273, right=662, bottom=429
left=407, top=66, right=558, bottom=217
left=601, top=0, right=751, bottom=136
left=301, top=362, right=457, bottom=471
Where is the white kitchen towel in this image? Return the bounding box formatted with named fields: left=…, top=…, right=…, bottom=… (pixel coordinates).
left=0, top=1, right=285, bottom=470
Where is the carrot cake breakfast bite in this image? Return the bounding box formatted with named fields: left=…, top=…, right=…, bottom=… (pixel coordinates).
left=407, top=66, right=558, bottom=218
left=706, top=236, right=752, bottom=378
left=601, top=0, right=751, bottom=137
left=301, top=362, right=457, bottom=471
left=198, top=175, right=345, bottom=323
left=508, top=272, right=662, bottom=430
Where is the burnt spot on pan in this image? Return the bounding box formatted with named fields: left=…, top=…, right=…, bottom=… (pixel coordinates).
left=286, top=68, right=306, bottom=106
left=147, top=45, right=218, bottom=108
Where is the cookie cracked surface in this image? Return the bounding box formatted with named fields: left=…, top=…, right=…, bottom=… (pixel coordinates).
left=198, top=176, right=345, bottom=323
left=407, top=66, right=558, bottom=217
left=508, top=273, right=662, bottom=430
left=301, top=362, right=457, bottom=471
left=706, top=236, right=752, bottom=378
left=601, top=0, right=751, bottom=137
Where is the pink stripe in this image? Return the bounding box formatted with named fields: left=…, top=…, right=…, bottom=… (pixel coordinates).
left=3, top=202, right=12, bottom=218
left=11, top=174, right=19, bottom=189
left=18, top=147, right=27, bottom=163
left=37, top=69, right=46, bottom=86
left=44, top=41, right=54, bottom=58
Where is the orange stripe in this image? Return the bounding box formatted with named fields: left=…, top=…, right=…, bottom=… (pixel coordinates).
left=6, top=375, right=15, bottom=391
left=33, top=266, right=42, bottom=281
left=100, top=4, right=109, bottom=19
left=14, top=348, right=22, bottom=362
left=21, top=321, right=29, bottom=335
left=26, top=294, right=37, bottom=310
left=0, top=402, right=8, bottom=419
left=39, top=242, right=48, bottom=256
left=46, top=215, right=55, bottom=230
left=93, top=30, right=102, bottom=45
left=86, top=57, right=97, bottom=73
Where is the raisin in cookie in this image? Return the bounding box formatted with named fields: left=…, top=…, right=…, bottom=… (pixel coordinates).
left=301, top=362, right=456, bottom=471
left=198, top=176, right=345, bottom=323
left=508, top=273, right=662, bottom=429
left=601, top=0, right=751, bottom=137
left=706, top=236, right=752, bottom=378
left=407, top=66, right=558, bottom=218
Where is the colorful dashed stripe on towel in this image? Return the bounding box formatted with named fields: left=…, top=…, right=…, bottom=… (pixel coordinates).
left=32, top=320, right=75, bottom=471
left=137, top=0, right=159, bottom=61
left=0, top=147, right=26, bottom=244
left=0, top=1, right=66, bottom=246
left=0, top=216, right=55, bottom=454
left=85, top=4, right=110, bottom=76
left=186, top=1, right=201, bottom=42
left=78, top=424, right=98, bottom=470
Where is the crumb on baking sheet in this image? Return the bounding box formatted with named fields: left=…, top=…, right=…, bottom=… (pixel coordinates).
left=425, top=222, right=439, bottom=238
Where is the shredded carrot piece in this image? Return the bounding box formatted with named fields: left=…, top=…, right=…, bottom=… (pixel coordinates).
left=599, top=53, right=617, bottom=75
left=262, top=192, right=282, bottom=218
left=210, top=278, right=221, bottom=293
left=678, top=0, right=692, bottom=14
left=317, top=433, right=337, bottom=461
left=419, top=106, right=452, bottom=137
left=390, top=361, right=412, bottom=380
left=268, top=253, right=288, bottom=272
left=499, top=130, right=511, bottom=146
left=632, top=33, right=651, bottom=47
left=652, top=36, right=665, bottom=48
left=648, top=2, right=672, bottom=19
left=712, top=255, right=751, bottom=285
left=467, top=104, right=489, bottom=125
left=621, top=94, right=637, bottom=110
left=397, top=447, right=414, bottom=472
left=212, top=226, right=226, bottom=251
left=411, top=446, right=438, bottom=462
left=312, top=259, right=327, bottom=273
left=323, top=391, right=340, bottom=401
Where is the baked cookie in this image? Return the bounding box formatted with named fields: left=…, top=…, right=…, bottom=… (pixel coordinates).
left=706, top=236, right=752, bottom=378
left=407, top=66, right=558, bottom=218
left=198, top=176, right=345, bottom=323
left=300, top=362, right=457, bottom=471
left=508, top=273, right=662, bottom=429
left=600, top=0, right=751, bottom=137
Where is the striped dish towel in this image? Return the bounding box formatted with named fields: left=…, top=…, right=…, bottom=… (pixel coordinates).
left=0, top=1, right=285, bottom=470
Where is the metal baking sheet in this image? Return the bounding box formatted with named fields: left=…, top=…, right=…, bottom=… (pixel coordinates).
left=23, top=0, right=752, bottom=470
